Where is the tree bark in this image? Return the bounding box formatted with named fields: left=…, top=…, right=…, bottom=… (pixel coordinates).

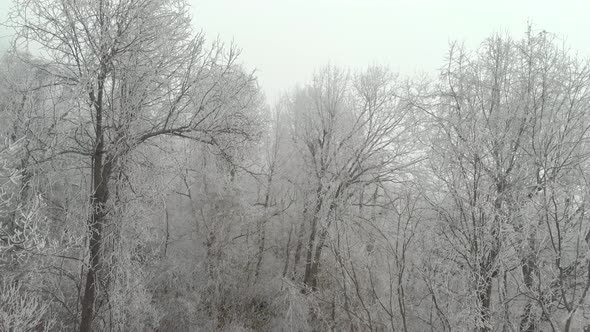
left=303, top=189, right=323, bottom=290
left=79, top=154, right=112, bottom=332
left=305, top=203, right=336, bottom=291
left=80, top=61, right=111, bottom=332
left=302, top=212, right=319, bottom=291
left=477, top=277, right=493, bottom=332
left=255, top=170, right=273, bottom=280
left=519, top=255, right=537, bottom=332
left=282, top=224, right=293, bottom=278
left=291, top=215, right=306, bottom=280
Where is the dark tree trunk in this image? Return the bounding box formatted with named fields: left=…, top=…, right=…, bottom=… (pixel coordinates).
left=477, top=278, right=493, bottom=332
left=305, top=204, right=336, bottom=291
left=302, top=213, right=319, bottom=291
left=303, top=191, right=323, bottom=290
left=80, top=62, right=111, bottom=332
left=291, top=216, right=306, bottom=280
left=79, top=150, right=112, bottom=332
left=255, top=172, right=273, bottom=280
left=520, top=255, right=537, bottom=332
left=282, top=224, right=293, bottom=278
left=254, top=218, right=266, bottom=279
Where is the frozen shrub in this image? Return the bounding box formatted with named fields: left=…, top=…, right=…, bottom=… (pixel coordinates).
left=0, top=276, right=55, bottom=331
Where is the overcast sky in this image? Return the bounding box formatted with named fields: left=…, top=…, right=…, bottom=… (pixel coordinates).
left=2, top=0, right=589, bottom=103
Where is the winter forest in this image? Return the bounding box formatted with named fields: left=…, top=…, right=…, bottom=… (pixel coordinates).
left=1, top=0, right=590, bottom=331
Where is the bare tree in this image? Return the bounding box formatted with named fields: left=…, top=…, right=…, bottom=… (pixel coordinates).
left=8, top=0, right=261, bottom=330
left=428, top=35, right=531, bottom=331
left=426, top=28, right=590, bottom=331
left=518, top=29, right=590, bottom=331
left=284, top=65, right=418, bottom=297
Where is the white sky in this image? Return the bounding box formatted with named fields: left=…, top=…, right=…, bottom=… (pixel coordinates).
left=191, top=0, right=590, bottom=103
left=2, top=0, right=589, bottom=103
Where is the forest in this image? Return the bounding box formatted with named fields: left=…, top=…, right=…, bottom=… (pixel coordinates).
left=1, top=0, right=590, bottom=331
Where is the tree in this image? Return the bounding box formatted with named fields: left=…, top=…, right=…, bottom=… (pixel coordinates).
left=284, top=65, right=418, bottom=296
left=8, top=0, right=261, bottom=330
left=428, top=36, right=530, bottom=331
left=516, top=29, right=590, bottom=332
left=426, top=29, right=590, bottom=331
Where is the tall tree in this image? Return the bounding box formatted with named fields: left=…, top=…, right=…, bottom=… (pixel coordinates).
left=427, top=29, right=590, bottom=331
left=8, top=0, right=261, bottom=330
left=285, top=66, right=417, bottom=293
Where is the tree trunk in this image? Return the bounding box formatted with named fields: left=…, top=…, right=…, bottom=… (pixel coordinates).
left=282, top=224, right=293, bottom=278
left=292, top=216, right=306, bottom=280
left=255, top=172, right=273, bottom=280
left=475, top=184, right=503, bottom=332
left=306, top=204, right=336, bottom=291
left=476, top=274, right=493, bottom=332
left=80, top=64, right=111, bottom=332
left=163, top=198, right=170, bottom=257
left=519, top=255, right=537, bottom=332
left=254, top=217, right=266, bottom=279
left=303, top=190, right=323, bottom=290
left=302, top=213, right=319, bottom=291
left=79, top=153, right=112, bottom=332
